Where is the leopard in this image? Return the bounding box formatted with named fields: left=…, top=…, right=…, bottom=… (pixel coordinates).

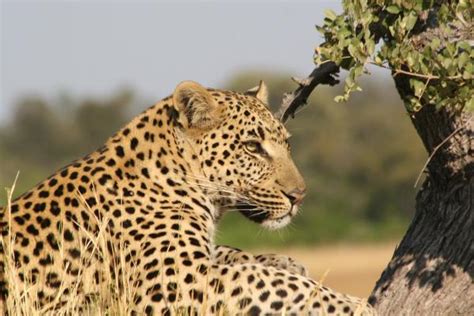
left=0, top=80, right=376, bottom=315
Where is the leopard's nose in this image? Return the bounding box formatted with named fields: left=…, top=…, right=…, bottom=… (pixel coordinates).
left=284, top=187, right=306, bottom=206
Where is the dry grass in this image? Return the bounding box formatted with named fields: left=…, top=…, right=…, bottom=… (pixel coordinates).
left=1, top=178, right=140, bottom=315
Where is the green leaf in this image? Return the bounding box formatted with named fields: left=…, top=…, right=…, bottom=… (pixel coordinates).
left=366, top=38, right=375, bottom=55
left=410, top=79, right=425, bottom=97
left=465, top=96, right=474, bottom=112
left=406, top=54, right=415, bottom=68
left=404, top=12, right=418, bottom=32
left=458, top=0, right=470, bottom=10
left=353, top=64, right=364, bottom=77
left=324, top=9, right=337, bottom=21
left=386, top=5, right=400, bottom=14
left=407, top=97, right=422, bottom=112
left=430, top=38, right=441, bottom=51
left=462, top=70, right=472, bottom=80
left=413, top=0, right=423, bottom=11
left=441, top=57, right=452, bottom=69
left=458, top=52, right=469, bottom=69
left=466, top=62, right=474, bottom=75
left=315, top=25, right=326, bottom=34
left=458, top=41, right=471, bottom=52
left=374, top=55, right=383, bottom=65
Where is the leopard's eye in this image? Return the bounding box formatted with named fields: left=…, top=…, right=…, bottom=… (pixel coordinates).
left=243, top=141, right=268, bottom=157
left=244, top=141, right=260, bottom=153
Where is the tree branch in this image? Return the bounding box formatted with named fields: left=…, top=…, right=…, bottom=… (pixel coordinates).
left=275, top=62, right=340, bottom=123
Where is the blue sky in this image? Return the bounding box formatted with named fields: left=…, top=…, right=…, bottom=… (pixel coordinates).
left=1, top=0, right=344, bottom=123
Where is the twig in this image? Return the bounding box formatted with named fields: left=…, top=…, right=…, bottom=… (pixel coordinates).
left=413, top=126, right=464, bottom=188
left=393, top=69, right=461, bottom=80
left=368, top=61, right=462, bottom=80
left=275, top=62, right=340, bottom=123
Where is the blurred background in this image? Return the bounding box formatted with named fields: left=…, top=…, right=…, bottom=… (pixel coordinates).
left=1, top=0, right=426, bottom=296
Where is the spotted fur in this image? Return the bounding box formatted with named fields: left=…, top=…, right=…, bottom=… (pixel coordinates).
left=0, top=81, right=375, bottom=315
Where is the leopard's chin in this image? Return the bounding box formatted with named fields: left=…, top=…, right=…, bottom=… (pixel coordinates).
left=261, top=214, right=292, bottom=230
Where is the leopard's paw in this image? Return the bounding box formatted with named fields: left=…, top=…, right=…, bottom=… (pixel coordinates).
left=255, top=254, right=309, bottom=277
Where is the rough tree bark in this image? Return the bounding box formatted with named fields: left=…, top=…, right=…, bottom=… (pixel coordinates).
left=367, top=75, right=474, bottom=315
left=278, top=58, right=473, bottom=315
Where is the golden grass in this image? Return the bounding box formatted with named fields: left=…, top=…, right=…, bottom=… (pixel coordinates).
left=1, top=176, right=140, bottom=315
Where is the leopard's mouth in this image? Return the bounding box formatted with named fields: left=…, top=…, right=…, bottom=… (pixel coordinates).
left=236, top=203, right=269, bottom=223
left=236, top=200, right=296, bottom=229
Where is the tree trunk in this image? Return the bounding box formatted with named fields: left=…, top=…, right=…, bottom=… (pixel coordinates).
left=369, top=75, right=474, bottom=314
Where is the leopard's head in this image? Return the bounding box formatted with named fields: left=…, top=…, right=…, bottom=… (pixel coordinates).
left=173, top=81, right=306, bottom=230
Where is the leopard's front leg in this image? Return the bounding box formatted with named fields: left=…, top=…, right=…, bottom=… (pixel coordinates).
left=213, top=245, right=309, bottom=276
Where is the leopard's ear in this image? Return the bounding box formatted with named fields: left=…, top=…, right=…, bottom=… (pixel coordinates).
left=173, top=81, right=222, bottom=131
left=245, top=80, right=269, bottom=105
